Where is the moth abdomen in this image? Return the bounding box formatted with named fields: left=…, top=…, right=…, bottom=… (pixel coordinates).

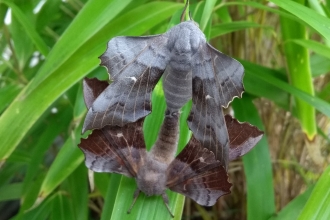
left=150, top=111, right=180, bottom=165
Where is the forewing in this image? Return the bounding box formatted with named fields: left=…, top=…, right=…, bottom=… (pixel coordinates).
left=225, top=115, right=264, bottom=161
left=78, top=119, right=147, bottom=177
left=166, top=136, right=231, bottom=206
left=194, top=43, right=244, bottom=108
left=188, top=43, right=244, bottom=169
left=83, top=35, right=170, bottom=132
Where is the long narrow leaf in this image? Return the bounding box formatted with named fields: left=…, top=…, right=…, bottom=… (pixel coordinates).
left=242, top=61, right=330, bottom=118
left=280, top=0, right=316, bottom=140
left=298, top=166, right=330, bottom=219
left=270, top=0, right=330, bottom=41
left=232, top=96, right=276, bottom=220
left=0, top=2, right=182, bottom=162
left=1, top=0, right=49, bottom=56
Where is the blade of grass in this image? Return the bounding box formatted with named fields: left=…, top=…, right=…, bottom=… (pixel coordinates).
left=100, top=174, right=122, bottom=220
left=1, top=0, right=49, bottom=56
left=290, top=39, right=330, bottom=60
left=216, top=1, right=298, bottom=22
left=270, top=0, right=330, bottom=41
left=280, top=0, right=316, bottom=140
left=67, top=164, right=88, bottom=220
left=298, top=166, right=330, bottom=219
left=211, top=21, right=268, bottom=39
left=36, top=123, right=84, bottom=204
left=18, top=106, right=72, bottom=213
left=50, top=193, right=75, bottom=220
left=232, top=95, right=276, bottom=220
left=310, top=54, right=330, bottom=77
left=199, top=0, right=217, bottom=31
left=0, top=183, right=22, bottom=201
left=26, top=0, right=132, bottom=92
left=0, top=1, right=182, bottom=162
left=270, top=185, right=314, bottom=220
left=242, top=60, right=330, bottom=118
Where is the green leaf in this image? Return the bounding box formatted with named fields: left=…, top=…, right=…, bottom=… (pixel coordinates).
left=67, top=164, right=89, bottom=220
left=242, top=61, right=290, bottom=110
left=0, top=182, right=22, bottom=201
left=0, top=1, right=181, bottom=162
left=211, top=21, right=268, bottom=39
left=37, top=124, right=84, bottom=203
left=311, top=54, right=330, bottom=76
left=280, top=0, right=316, bottom=140
left=221, top=1, right=298, bottom=22
left=298, top=166, right=330, bottom=219
left=19, top=106, right=72, bottom=212
left=2, top=0, right=49, bottom=56
left=0, top=84, right=21, bottom=113
left=270, top=0, right=330, bottom=41
left=27, top=0, right=133, bottom=90
left=290, top=39, right=330, bottom=60
left=232, top=95, right=276, bottom=220
left=270, top=185, right=314, bottom=220
left=199, top=0, right=217, bottom=31
left=242, top=61, right=330, bottom=118
left=100, top=174, right=122, bottom=220
left=50, top=193, right=75, bottom=220
left=109, top=177, right=184, bottom=220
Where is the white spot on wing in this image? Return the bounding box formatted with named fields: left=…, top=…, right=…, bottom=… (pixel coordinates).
left=126, top=76, right=137, bottom=82
left=116, top=132, right=123, bottom=137
left=205, top=94, right=212, bottom=99
left=199, top=157, right=204, bottom=162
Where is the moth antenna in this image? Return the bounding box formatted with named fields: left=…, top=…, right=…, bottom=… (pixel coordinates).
left=180, top=0, right=189, bottom=22
left=127, top=189, right=141, bottom=214
left=161, top=193, right=174, bottom=218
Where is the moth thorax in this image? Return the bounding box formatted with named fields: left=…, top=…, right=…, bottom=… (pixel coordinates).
left=136, top=159, right=168, bottom=196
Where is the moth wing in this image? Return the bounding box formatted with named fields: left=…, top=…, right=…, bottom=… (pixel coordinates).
left=83, top=78, right=109, bottom=109
left=166, top=136, right=231, bottom=206
left=83, top=35, right=170, bottom=132
left=225, top=115, right=264, bottom=161
left=188, top=43, right=244, bottom=169
left=78, top=119, right=147, bottom=177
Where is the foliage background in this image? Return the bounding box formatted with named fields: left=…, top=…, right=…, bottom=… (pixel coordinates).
left=0, top=0, right=329, bottom=219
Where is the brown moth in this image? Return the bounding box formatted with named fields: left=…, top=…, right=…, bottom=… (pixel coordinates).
left=81, top=1, right=244, bottom=170
left=79, top=78, right=263, bottom=217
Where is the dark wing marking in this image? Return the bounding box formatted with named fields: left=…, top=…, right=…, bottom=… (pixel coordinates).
left=78, top=118, right=147, bottom=177
left=83, top=78, right=109, bottom=109
left=166, top=136, right=231, bottom=206
left=188, top=43, right=244, bottom=169
left=83, top=35, right=170, bottom=133
left=80, top=78, right=147, bottom=176
left=225, top=115, right=264, bottom=161
left=78, top=128, right=132, bottom=177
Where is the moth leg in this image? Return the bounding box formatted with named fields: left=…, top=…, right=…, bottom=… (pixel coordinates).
left=127, top=189, right=141, bottom=214
left=161, top=192, right=174, bottom=218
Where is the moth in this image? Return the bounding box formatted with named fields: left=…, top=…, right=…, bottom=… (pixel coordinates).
left=79, top=78, right=263, bottom=217
left=82, top=2, right=244, bottom=170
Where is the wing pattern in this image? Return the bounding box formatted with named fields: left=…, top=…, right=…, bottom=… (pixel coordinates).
left=79, top=119, right=147, bottom=178
left=167, top=136, right=231, bottom=206
left=188, top=43, right=244, bottom=169
left=79, top=78, right=147, bottom=177
left=225, top=115, right=264, bottom=161
left=83, top=36, right=170, bottom=132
